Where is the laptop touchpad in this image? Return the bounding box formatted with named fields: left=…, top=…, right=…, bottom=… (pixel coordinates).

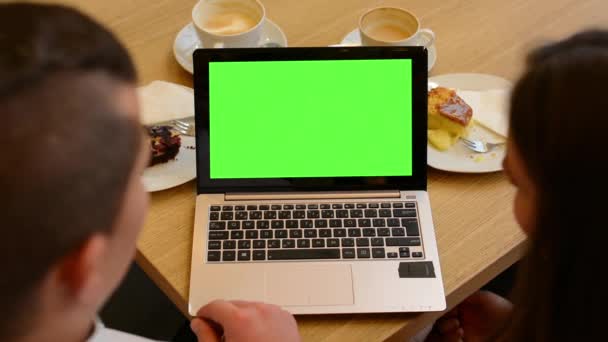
left=264, top=264, right=354, bottom=306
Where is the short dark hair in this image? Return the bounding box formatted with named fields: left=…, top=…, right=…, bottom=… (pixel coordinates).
left=500, top=30, right=608, bottom=341
left=0, top=3, right=140, bottom=339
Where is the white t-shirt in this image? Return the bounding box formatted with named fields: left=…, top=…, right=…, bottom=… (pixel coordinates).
left=87, top=320, right=162, bottom=342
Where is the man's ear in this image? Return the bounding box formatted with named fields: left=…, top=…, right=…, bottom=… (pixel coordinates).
left=56, top=234, right=109, bottom=306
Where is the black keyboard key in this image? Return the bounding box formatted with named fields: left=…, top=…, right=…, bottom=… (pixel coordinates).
left=247, top=205, right=258, bottom=210
left=373, top=219, right=386, bottom=227
left=259, top=205, right=270, bottom=210
left=399, top=247, right=410, bottom=253
left=209, top=231, right=229, bottom=240
left=282, top=239, right=295, bottom=248
left=394, top=209, right=416, bottom=217
left=344, top=219, right=356, bottom=227
left=344, top=204, right=355, bottom=209
left=283, top=204, right=294, bottom=210
left=341, top=238, right=355, bottom=247
left=235, top=211, right=248, bottom=220
left=405, top=202, right=416, bottom=208
left=369, top=203, right=379, bottom=208
left=348, top=229, right=361, bottom=237
left=333, top=229, right=346, bottom=237
left=264, top=211, right=277, bottom=219
left=304, top=229, right=317, bottom=238
left=356, top=203, right=367, bottom=209
left=379, top=209, right=392, bottom=217
left=327, top=238, right=339, bottom=247
left=386, top=237, right=421, bottom=246
left=210, top=206, right=221, bottom=211
left=235, top=205, right=246, bottom=210
left=336, top=210, right=349, bottom=218
left=296, top=204, right=306, bottom=209
left=377, top=228, right=391, bottom=236
left=268, top=240, right=280, bottom=248
left=279, top=211, right=291, bottom=219
left=371, top=238, right=384, bottom=246
left=231, top=231, right=244, bottom=239
left=260, top=230, right=272, bottom=239
left=289, top=229, right=303, bottom=238
left=208, top=251, right=221, bottom=261
left=238, top=250, right=251, bottom=261
left=221, top=212, right=234, bottom=220
left=307, top=204, right=318, bottom=209
left=357, top=248, right=371, bottom=258
left=293, top=211, right=306, bottom=219
left=253, top=240, right=265, bottom=249
left=364, top=209, right=378, bottom=218
left=363, top=228, right=376, bottom=237
left=413, top=252, right=423, bottom=258
left=245, top=231, right=258, bottom=239
left=210, top=212, right=219, bottom=220
left=243, top=221, right=255, bottom=229
left=275, top=230, right=288, bottom=238
left=209, top=222, right=226, bottom=230
left=350, top=210, right=363, bottom=218
left=253, top=250, right=266, bottom=260
left=268, top=249, right=341, bottom=260
left=372, top=248, right=386, bottom=258
left=342, top=248, right=356, bottom=258
left=223, top=240, right=236, bottom=249
left=358, top=219, right=371, bottom=227
left=301, top=220, right=313, bottom=228
left=312, top=239, right=325, bottom=248
left=387, top=252, right=398, bottom=258
left=393, top=202, right=404, bottom=208
left=250, top=211, right=262, bottom=219
left=271, top=205, right=282, bottom=210
left=387, top=218, right=400, bottom=227
left=257, top=220, right=270, bottom=229
left=402, top=219, right=420, bottom=236
left=332, top=204, right=343, bottom=209
left=400, top=250, right=410, bottom=258
left=271, top=220, right=284, bottom=229
left=329, top=219, right=342, bottom=228
left=238, top=240, right=251, bottom=249
left=222, top=251, right=235, bottom=261
left=208, top=241, right=221, bottom=250
left=381, top=203, right=391, bottom=208
left=228, top=221, right=240, bottom=229
left=222, top=206, right=233, bottom=211
left=320, top=204, right=331, bottom=209
left=321, top=210, right=334, bottom=218
left=391, top=228, right=405, bottom=236
left=307, top=210, right=320, bottom=218
left=297, top=239, right=310, bottom=248
left=319, top=229, right=332, bottom=237
left=356, top=238, right=370, bottom=246
left=315, top=219, right=328, bottom=228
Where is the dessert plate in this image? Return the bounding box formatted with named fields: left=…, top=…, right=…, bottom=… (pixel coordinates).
left=143, top=136, right=196, bottom=192
left=427, top=73, right=512, bottom=173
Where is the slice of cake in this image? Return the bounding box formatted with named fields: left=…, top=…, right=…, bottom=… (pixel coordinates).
left=147, top=126, right=181, bottom=166
left=428, top=87, right=473, bottom=150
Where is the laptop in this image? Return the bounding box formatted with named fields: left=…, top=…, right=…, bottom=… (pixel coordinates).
left=189, top=47, right=445, bottom=315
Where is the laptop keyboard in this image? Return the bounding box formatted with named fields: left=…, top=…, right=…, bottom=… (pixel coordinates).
left=206, top=202, right=424, bottom=263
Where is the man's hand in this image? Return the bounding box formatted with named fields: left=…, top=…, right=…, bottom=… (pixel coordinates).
left=191, top=300, right=301, bottom=342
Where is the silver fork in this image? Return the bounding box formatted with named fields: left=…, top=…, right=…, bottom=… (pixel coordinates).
left=460, top=137, right=505, bottom=153
left=171, top=119, right=195, bottom=136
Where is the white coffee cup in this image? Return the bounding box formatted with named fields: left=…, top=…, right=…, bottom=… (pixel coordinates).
left=192, top=0, right=270, bottom=48
left=359, top=7, right=435, bottom=48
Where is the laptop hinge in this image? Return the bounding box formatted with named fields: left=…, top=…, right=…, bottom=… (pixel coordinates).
left=224, top=190, right=401, bottom=201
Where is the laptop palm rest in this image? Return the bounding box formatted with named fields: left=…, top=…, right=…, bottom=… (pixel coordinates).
left=264, top=264, right=354, bottom=306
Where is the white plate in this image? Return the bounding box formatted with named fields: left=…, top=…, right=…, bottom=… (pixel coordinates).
left=427, top=73, right=512, bottom=173
left=339, top=28, right=437, bottom=71
left=143, top=136, right=196, bottom=192
left=173, top=20, right=288, bottom=74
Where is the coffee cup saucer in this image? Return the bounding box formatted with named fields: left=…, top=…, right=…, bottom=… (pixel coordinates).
left=173, top=19, right=288, bottom=74
left=335, top=28, right=437, bottom=71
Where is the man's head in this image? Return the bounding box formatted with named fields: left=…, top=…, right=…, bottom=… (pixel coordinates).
left=0, top=3, right=148, bottom=339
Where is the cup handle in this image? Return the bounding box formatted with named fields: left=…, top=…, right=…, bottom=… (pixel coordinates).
left=418, top=28, right=435, bottom=48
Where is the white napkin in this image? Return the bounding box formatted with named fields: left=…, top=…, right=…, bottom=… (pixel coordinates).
left=137, top=80, right=194, bottom=125
left=456, top=89, right=510, bottom=137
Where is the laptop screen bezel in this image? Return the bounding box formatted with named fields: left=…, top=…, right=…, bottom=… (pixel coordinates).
left=193, top=47, right=428, bottom=194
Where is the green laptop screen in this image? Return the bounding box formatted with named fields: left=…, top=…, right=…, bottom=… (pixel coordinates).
left=209, top=59, right=413, bottom=179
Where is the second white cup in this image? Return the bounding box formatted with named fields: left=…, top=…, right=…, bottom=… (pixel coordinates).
left=359, top=7, right=435, bottom=48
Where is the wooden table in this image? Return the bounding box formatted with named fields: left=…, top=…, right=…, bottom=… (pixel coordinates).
left=39, top=0, right=608, bottom=340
